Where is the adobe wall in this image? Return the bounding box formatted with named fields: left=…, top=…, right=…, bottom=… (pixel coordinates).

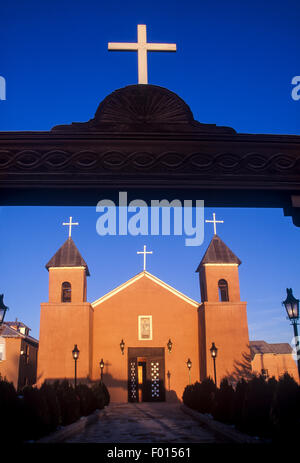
left=37, top=302, right=93, bottom=385
left=92, top=275, right=200, bottom=402
left=0, top=337, right=21, bottom=389
left=251, top=352, right=299, bottom=383
left=199, top=301, right=251, bottom=384
left=48, top=267, right=87, bottom=303
left=199, top=265, right=240, bottom=302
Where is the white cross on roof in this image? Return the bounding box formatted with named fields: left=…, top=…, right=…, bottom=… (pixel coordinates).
left=137, top=245, right=153, bottom=271
left=205, top=212, right=224, bottom=235
left=62, top=216, right=79, bottom=238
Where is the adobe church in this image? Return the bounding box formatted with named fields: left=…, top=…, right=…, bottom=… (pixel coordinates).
left=36, top=25, right=298, bottom=401
left=37, top=221, right=298, bottom=402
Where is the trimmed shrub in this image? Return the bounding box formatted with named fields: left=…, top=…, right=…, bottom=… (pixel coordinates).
left=53, top=380, right=80, bottom=426
left=231, top=378, right=248, bottom=430
left=212, top=378, right=235, bottom=424
left=182, top=378, right=216, bottom=414
left=21, top=386, right=51, bottom=440
left=76, top=384, right=98, bottom=416
left=240, top=375, right=275, bottom=437
left=99, top=381, right=110, bottom=406
left=270, top=373, right=300, bottom=442
left=91, top=382, right=106, bottom=409
left=40, top=382, right=61, bottom=432
left=0, top=378, right=23, bottom=443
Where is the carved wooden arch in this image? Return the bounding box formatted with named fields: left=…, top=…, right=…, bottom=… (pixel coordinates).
left=0, top=84, right=299, bottom=225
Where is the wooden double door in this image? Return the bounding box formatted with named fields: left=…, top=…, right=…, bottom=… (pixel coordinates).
left=128, top=347, right=165, bottom=402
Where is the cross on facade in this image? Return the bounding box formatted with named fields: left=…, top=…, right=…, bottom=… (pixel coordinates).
left=205, top=212, right=224, bottom=235
left=137, top=245, right=153, bottom=271
left=108, top=24, right=177, bottom=84
left=63, top=216, right=79, bottom=238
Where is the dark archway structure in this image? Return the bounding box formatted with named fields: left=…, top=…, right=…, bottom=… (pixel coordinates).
left=0, top=84, right=300, bottom=226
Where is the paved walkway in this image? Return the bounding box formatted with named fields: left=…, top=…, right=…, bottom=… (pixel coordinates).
left=64, top=403, right=226, bottom=443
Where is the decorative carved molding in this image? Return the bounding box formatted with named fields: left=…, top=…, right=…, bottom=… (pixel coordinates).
left=51, top=85, right=236, bottom=134
left=0, top=147, right=300, bottom=176
left=0, top=84, right=300, bottom=225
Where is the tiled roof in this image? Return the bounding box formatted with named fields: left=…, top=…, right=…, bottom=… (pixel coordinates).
left=45, top=237, right=90, bottom=276
left=250, top=340, right=292, bottom=359
left=196, top=234, right=241, bottom=271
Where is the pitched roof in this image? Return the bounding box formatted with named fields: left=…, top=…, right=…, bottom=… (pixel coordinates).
left=92, top=271, right=199, bottom=308
left=196, top=234, right=241, bottom=271
left=5, top=321, right=29, bottom=329
left=0, top=323, right=39, bottom=345
left=250, top=340, right=292, bottom=359
left=45, top=237, right=90, bottom=276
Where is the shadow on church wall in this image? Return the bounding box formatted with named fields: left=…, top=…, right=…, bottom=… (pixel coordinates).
left=165, top=390, right=180, bottom=402
left=223, top=348, right=255, bottom=385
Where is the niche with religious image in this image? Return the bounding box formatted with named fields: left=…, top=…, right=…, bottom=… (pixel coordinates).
left=138, top=315, right=152, bottom=340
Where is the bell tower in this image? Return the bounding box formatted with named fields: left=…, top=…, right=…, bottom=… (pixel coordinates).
left=197, top=234, right=251, bottom=384
left=37, top=233, right=93, bottom=386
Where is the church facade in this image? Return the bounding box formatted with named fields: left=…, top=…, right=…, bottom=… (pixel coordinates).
left=37, top=232, right=298, bottom=402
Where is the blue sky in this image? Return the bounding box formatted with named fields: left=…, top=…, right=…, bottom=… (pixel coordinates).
left=0, top=1, right=300, bottom=345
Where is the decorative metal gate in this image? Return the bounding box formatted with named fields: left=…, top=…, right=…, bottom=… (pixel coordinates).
left=128, top=347, right=165, bottom=402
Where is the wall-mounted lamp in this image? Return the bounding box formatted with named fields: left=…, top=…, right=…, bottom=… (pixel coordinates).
left=120, top=339, right=125, bottom=355
left=167, top=338, right=173, bottom=353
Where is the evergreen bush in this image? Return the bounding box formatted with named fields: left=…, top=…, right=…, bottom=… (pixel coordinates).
left=241, top=375, right=275, bottom=438
left=231, top=378, right=248, bottom=430
left=76, top=384, right=98, bottom=416
left=53, top=380, right=80, bottom=426
left=91, top=382, right=105, bottom=409
left=270, top=373, right=300, bottom=441
left=40, top=382, right=61, bottom=432
left=0, top=377, right=111, bottom=442
left=0, top=377, right=23, bottom=443
left=21, top=386, right=51, bottom=440
left=212, top=378, right=235, bottom=424
left=182, top=378, right=216, bottom=414
left=99, top=381, right=110, bottom=406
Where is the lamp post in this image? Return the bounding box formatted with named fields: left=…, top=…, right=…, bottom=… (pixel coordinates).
left=0, top=294, right=9, bottom=326
left=100, top=358, right=104, bottom=382
left=120, top=339, right=125, bottom=355
left=167, top=370, right=171, bottom=391
left=186, top=358, right=192, bottom=385
left=282, top=288, right=300, bottom=380
left=167, top=339, right=173, bottom=353
left=210, top=342, right=218, bottom=387
left=72, top=344, right=79, bottom=389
